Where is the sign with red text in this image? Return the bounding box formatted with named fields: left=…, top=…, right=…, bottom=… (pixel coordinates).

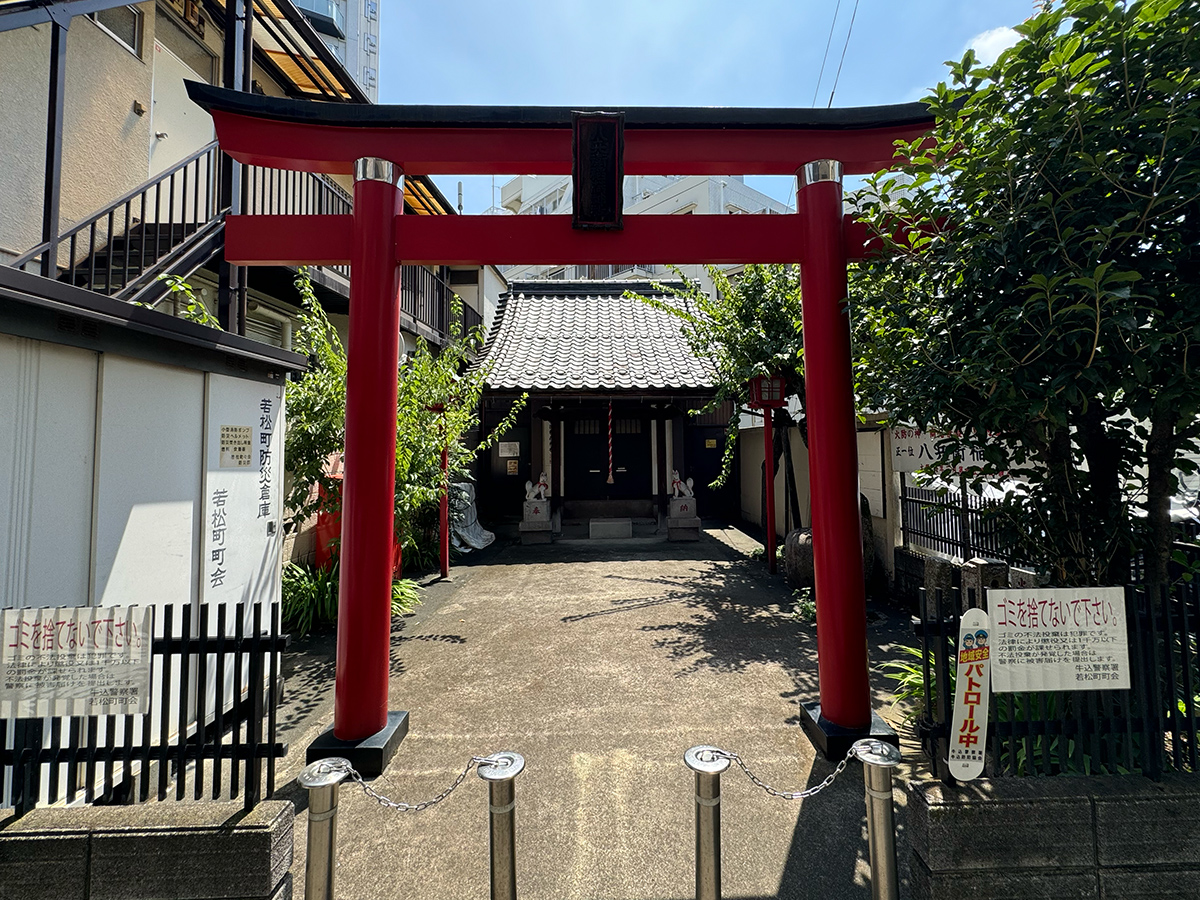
left=1, top=606, right=153, bottom=717
left=988, top=587, right=1130, bottom=692
left=949, top=608, right=991, bottom=781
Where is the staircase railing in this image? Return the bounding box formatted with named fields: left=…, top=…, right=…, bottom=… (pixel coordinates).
left=244, top=163, right=353, bottom=281
left=12, top=141, right=223, bottom=300
left=10, top=146, right=458, bottom=342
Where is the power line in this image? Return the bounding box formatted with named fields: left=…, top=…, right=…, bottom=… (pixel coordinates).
left=810, top=0, right=843, bottom=107
left=827, top=0, right=862, bottom=108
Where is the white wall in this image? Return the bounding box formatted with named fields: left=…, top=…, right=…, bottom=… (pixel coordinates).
left=739, top=424, right=811, bottom=538
left=480, top=265, right=507, bottom=334
left=0, top=336, right=98, bottom=610
left=92, top=356, right=205, bottom=608
left=858, top=427, right=892, bottom=578
left=1, top=338, right=288, bottom=612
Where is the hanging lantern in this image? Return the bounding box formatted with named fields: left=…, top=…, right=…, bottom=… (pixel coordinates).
left=748, top=374, right=786, bottom=409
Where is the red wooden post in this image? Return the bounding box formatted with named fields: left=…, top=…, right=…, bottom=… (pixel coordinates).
left=796, top=159, right=870, bottom=731
left=763, top=410, right=777, bottom=574
left=334, top=158, right=403, bottom=741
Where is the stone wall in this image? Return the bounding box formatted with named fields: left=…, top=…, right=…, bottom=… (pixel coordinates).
left=0, top=800, right=293, bottom=900
left=909, top=775, right=1200, bottom=899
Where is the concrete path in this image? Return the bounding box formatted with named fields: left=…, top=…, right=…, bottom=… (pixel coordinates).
left=276, top=529, right=919, bottom=900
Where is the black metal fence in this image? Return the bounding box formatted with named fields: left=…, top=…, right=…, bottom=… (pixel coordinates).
left=900, top=480, right=1012, bottom=561
left=1, top=601, right=288, bottom=817
left=914, top=584, right=1200, bottom=782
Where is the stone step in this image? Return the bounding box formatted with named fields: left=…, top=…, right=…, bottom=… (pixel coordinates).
left=588, top=517, right=633, bottom=539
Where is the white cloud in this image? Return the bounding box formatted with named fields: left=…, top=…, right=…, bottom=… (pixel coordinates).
left=966, top=26, right=1021, bottom=66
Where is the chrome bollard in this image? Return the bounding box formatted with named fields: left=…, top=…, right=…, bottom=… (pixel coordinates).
left=477, top=751, right=526, bottom=900
left=684, top=745, right=731, bottom=900
left=852, top=739, right=903, bottom=900
left=297, top=757, right=351, bottom=900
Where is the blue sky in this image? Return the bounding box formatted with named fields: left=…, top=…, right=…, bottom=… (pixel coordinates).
left=378, top=1, right=1033, bottom=213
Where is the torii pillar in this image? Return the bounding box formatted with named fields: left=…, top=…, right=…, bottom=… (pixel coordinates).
left=307, top=157, right=410, bottom=773
left=795, top=159, right=891, bottom=757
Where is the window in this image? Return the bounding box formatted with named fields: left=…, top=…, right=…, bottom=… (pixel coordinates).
left=574, top=420, right=600, bottom=435
left=615, top=419, right=642, bottom=434
left=365, top=0, right=378, bottom=20
left=91, top=5, right=143, bottom=56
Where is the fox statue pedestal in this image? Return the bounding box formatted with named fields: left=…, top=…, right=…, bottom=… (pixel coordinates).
left=519, top=499, right=552, bottom=544
left=667, top=495, right=700, bottom=541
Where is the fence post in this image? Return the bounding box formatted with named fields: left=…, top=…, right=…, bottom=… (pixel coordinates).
left=684, top=745, right=731, bottom=900
left=852, top=739, right=902, bottom=900
left=478, top=751, right=525, bottom=900
left=298, top=757, right=350, bottom=900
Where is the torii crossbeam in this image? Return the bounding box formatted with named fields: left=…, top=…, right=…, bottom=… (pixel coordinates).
left=189, top=82, right=932, bottom=766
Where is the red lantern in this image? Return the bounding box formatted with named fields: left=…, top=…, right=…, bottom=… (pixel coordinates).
left=748, top=374, right=787, bottom=409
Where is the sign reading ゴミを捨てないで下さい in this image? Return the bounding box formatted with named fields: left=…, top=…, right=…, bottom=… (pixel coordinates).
left=988, top=587, right=1130, bottom=693
left=1, top=606, right=153, bottom=717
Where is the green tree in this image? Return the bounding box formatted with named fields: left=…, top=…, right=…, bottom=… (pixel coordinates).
left=392, top=297, right=525, bottom=570
left=852, top=0, right=1200, bottom=591
left=283, top=271, right=348, bottom=527
left=634, top=265, right=806, bottom=522
left=285, top=269, right=525, bottom=569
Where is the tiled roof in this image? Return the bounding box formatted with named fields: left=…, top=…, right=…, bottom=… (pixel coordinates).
left=478, top=281, right=717, bottom=392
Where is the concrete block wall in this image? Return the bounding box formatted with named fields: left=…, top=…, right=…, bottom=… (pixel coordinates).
left=909, top=776, right=1200, bottom=899
left=0, top=800, right=293, bottom=900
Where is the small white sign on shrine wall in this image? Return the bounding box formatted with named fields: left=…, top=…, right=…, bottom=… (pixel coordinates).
left=988, top=587, right=1131, bottom=692
left=0, top=606, right=154, bottom=717
left=498, top=441, right=520, bottom=458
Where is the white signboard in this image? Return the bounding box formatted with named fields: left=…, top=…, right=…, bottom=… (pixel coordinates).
left=202, top=375, right=284, bottom=607
left=989, top=587, right=1131, bottom=692
left=948, top=608, right=991, bottom=781
left=1, top=606, right=153, bottom=717
left=498, top=441, right=520, bottom=458
left=891, top=426, right=994, bottom=474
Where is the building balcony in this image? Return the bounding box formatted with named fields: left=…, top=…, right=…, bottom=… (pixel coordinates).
left=293, top=0, right=345, bottom=39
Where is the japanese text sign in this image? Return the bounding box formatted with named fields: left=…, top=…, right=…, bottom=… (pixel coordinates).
left=949, top=607, right=991, bottom=781
left=988, top=587, right=1130, bottom=693
left=219, top=425, right=253, bottom=468
left=1, top=606, right=153, bottom=717
left=891, top=427, right=997, bottom=474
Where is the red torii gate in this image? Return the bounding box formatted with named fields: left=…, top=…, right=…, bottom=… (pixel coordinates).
left=189, top=83, right=932, bottom=766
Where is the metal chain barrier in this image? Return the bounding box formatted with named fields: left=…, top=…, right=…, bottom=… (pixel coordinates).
left=298, top=752, right=525, bottom=900
left=312, top=755, right=499, bottom=812
left=713, top=746, right=854, bottom=800
left=684, top=741, right=901, bottom=900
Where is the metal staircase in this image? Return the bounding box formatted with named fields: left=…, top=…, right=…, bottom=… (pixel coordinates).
left=9, top=144, right=470, bottom=343
left=11, top=142, right=227, bottom=308
left=8, top=141, right=356, bottom=313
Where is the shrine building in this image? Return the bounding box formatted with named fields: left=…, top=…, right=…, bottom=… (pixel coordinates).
left=474, top=280, right=737, bottom=538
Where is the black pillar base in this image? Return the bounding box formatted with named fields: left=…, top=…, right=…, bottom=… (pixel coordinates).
left=798, top=700, right=897, bottom=761
left=306, top=710, right=409, bottom=778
